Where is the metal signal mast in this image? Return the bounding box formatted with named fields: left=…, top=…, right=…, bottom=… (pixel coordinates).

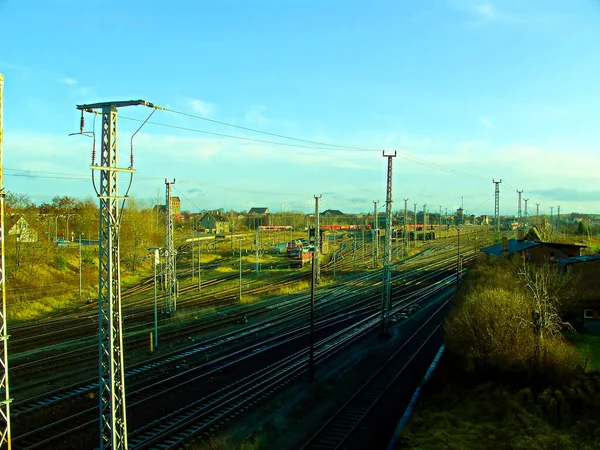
left=493, top=179, right=502, bottom=233
left=403, top=199, right=409, bottom=250
left=0, top=73, right=12, bottom=449
left=314, top=195, right=322, bottom=284
left=164, top=179, right=177, bottom=315
left=373, top=200, right=379, bottom=268
left=76, top=99, right=160, bottom=450
left=382, top=151, right=396, bottom=335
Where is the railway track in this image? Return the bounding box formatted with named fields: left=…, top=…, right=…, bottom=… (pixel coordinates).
left=300, top=291, right=452, bottom=450
left=12, top=252, right=461, bottom=447
left=9, top=230, right=489, bottom=448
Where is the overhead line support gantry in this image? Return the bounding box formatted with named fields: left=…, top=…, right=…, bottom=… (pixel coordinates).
left=0, top=73, right=12, bottom=450
left=381, top=151, right=396, bottom=335
left=75, top=98, right=160, bottom=450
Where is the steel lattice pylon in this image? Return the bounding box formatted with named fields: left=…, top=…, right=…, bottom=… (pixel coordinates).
left=164, top=179, right=176, bottom=314
left=0, top=73, right=12, bottom=450
left=382, top=151, right=396, bottom=334
left=493, top=179, right=502, bottom=233
left=97, top=106, right=128, bottom=450
left=77, top=99, right=157, bottom=450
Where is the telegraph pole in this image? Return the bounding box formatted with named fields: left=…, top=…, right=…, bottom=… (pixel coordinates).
left=557, top=205, right=561, bottom=232
left=164, top=179, right=177, bottom=315
left=524, top=198, right=529, bottom=226
left=314, top=195, right=321, bottom=284
left=517, top=190, right=523, bottom=227
left=373, top=200, right=379, bottom=268
left=0, top=73, right=12, bottom=449
left=493, top=179, right=502, bottom=233
left=382, top=151, right=396, bottom=335
left=550, top=206, right=554, bottom=226
left=76, top=98, right=160, bottom=450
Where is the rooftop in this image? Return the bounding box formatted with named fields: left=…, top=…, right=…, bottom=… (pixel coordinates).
left=480, top=239, right=539, bottom=257
left=555, top=254, right=600, bottom=265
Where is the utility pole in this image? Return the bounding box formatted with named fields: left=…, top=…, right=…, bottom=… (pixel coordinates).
left=524, top=198, right=529, bottom=226
left=309, top=248, right=316, bottom=380
left=536, top=203, right=540, bottom=223
left=79, top=232, right=84, bottom=299
left=164, top=179, right=177, bottom=315
left=382, top=151, right=396, bottom=335
left=557, top=205, right=561, bottom=232
left=422, top=204, right=427, bottom=243
left=517, top=190, right=523, bottom=227
left=373, top=200, right=379, bottom=268
left=197, top=232, right=201, bottom=290
left=149, top=248, right=161, bottom=350
left=238, top=238, right=242, bottom=302
left=457, top=228, right=461, bottom=282
left=0, top=73, right=12, bottom=449
left=404, top=199, right=409, bottom=251
left=255, top=229, right=259, bottom=274
left=76, top=98, right=160, bottom=450
left=314, top=195, right=321, bottom=284
left=438, top=205, right=442, bottom=233
left=493, top=179, right=502, bottom=233
left=353, top=236, right=357, bottom=271
left=413, top=203, right=417, bottom=247
left=550, top=206, right=554, bottom=226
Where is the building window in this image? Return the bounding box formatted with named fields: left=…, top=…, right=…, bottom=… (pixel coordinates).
left=584, top=309, right=595, bottom=319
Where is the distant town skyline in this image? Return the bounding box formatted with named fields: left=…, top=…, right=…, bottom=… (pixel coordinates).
left=1, top=1, right=599, bottom=216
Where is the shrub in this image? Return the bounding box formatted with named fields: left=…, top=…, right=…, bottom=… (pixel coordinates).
left=445, top=258, right=584, bottom=386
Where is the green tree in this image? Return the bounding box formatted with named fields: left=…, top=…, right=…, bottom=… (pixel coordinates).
left=120, top=198, right=153, bottom=272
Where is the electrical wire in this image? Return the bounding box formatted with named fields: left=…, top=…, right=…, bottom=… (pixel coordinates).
left=119, top=115, right=354, bottom=152
left=119, top=114, right=490, bottom=180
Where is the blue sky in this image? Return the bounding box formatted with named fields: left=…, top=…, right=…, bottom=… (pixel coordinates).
left=1, top=0, right=599, bottom=216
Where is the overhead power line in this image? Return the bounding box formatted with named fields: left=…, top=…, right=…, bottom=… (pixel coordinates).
left=119, top=112, right=490, bottom=180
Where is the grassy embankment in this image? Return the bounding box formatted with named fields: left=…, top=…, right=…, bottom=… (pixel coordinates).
left=396, top=256, right=600, bottom=450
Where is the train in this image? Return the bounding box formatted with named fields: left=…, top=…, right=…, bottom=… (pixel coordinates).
left=320, top=224, right=372, bottom=231
left=289, top=247, right=313, bottom=268
left=258, top=225, right=293, bottom=231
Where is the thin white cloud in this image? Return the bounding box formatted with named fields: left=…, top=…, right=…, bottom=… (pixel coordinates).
left=458, top=1, right=519, bottom=27
left=188, top=98, right=215, bottom=117
left=0, top=61, right=32, bottom=79
left=60, top=77, right=78, bottom=86
left=474, top=2, right=499, bottom=21
left=479, top=116, right=500, bottom=130
left=245, top=105, right=269, bottom=125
